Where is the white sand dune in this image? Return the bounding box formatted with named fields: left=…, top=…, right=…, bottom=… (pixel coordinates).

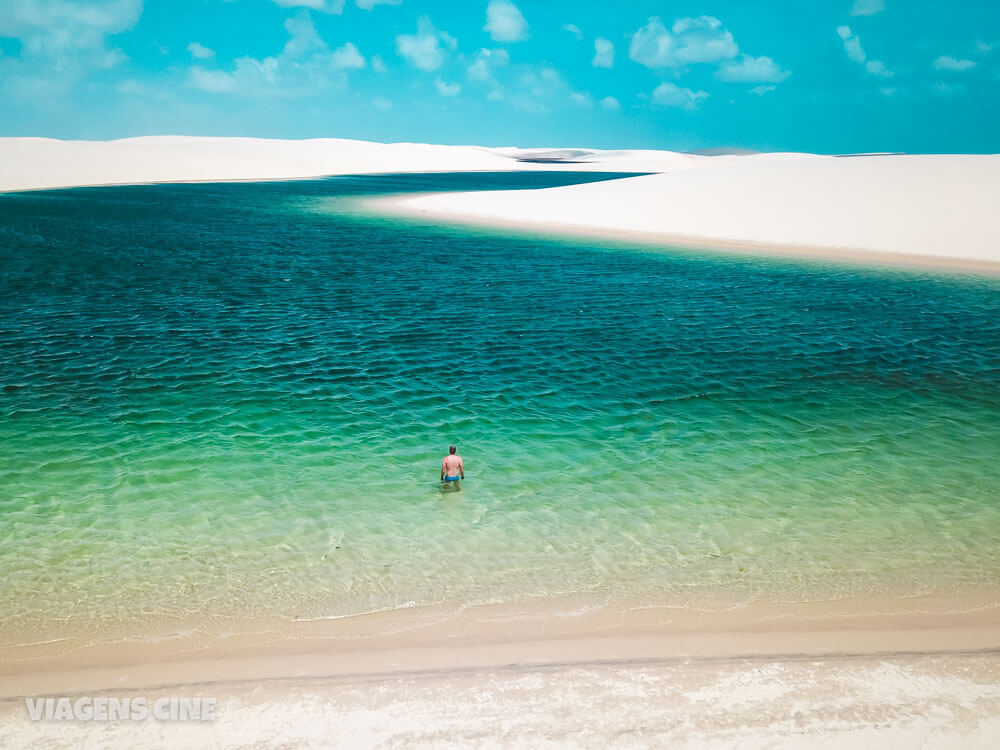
left=403, top=153, right=1000, bottom=266
left=2, top=137, right=997, bottom=267
left=0, top=136, right=665, bottom=194
left=0, top=135, right=817, bottom=193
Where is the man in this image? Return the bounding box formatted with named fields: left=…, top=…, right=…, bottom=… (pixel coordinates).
left=441, top=445, right=464, bottom=484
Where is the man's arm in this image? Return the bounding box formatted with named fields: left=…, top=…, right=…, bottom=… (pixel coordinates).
left=441, top=458, right=446, bottom=481
left=459, top=457, right=464, bottom=479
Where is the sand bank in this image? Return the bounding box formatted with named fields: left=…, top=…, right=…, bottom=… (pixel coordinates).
left=2, top=651, right=998, bottom=748
left=3, top=591, right=999, bottom=686
left=394, top=154, right=1000, bottom=268
left=2, top=595, right=999, bottom=747
left=0, top=136, right=673, bottom=193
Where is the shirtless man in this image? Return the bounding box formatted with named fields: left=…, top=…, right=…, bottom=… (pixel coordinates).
left=441, top=445, right=464, bottom=484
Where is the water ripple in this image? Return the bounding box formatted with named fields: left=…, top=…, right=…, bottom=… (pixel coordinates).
left=1, top=175, right=999, bottom=641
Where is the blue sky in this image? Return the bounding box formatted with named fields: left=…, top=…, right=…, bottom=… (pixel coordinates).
left=0, top=0, right=997, bottom=153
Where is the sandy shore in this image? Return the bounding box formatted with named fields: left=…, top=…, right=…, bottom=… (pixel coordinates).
left=3, top=651, right=999, bottom=748
left=390, top=154, right=1000, bottom=270
left=373, top=192, right=1000, bottom=275
left=0, top=136, right=673, bottom=193
left=2, top=595, right=999, bottom=746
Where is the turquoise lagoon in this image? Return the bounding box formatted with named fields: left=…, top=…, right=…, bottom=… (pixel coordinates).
left=1, top=173, right=999, bottom=642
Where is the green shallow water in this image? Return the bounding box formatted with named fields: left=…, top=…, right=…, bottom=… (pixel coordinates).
left=1, top=173, right=999, bottom=641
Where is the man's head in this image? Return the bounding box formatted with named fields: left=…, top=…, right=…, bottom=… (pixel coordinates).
left=449, top=445, right=457, bottom=455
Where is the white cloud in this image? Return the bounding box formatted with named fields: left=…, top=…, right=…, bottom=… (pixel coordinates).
left=190, top=67, right=238, bottom=93
left=751, top=85, right=776, bottom=96
left=190, top=11, right=364, bottom=96
left=116, top=78, right=153, bottom=96
left=484, top=0, right=528, bottom=43
left=562, top=23, right=583, bottom=40
left=933, top=81, right=966, bottom=95
left=467, top=47, right=509, bottom=82
left=837, top=26, right=893, bottom=78
left=592, top=38, right=614, bottom=68
left=717, top=54, right=789, bottom=83
left=865, top=59, right=892, bottom=77
left=331, top=42, right=365, bottom=69
left=355, top=0, right=400, bottom=9
left=372, top=96, right=392, bottom=110
left=435, top=78, right=461, bottom=96
left=628, top=15, right=789, bottom=93
left=283, top=11, right=326, bottom=57
left=0, top=0, right=143, bottom=44
left=850, top=0, right=885, bottom=16
left=522, top=67, right=559, bottom=92
left=600, top=95, right=620, bottom=111
left=975, top=40, right=994, bottom=55
left=467, top=53, right=587, bottom=115
left=0, top=0, right=141, bottom=98
left=272, top=0, right=345, bottom=13
left=651, top=81, right=708, bottom=111
left=836, top=25, right=866, bottom=64
left=0, top=0, right=141, bottom=63
left=396, top=17, right=450, bottom=71
left=187, top=42, right=215, bottom=59
left=630, top=16, right=738, bottom=68
left=504, top=65, right=570, bottom=113
left=880, top=86, right=897, bottom=96
left=371, top=54, right=386, bottom=72
left=933, top=55, right=976, bottom=72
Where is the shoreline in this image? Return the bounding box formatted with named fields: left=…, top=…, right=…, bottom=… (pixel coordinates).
left=0, top=136, right=665, bottom=194
left=4, top=590, right=999, bottom=697
left=369, top=193, right=1000, bottom=276
left=2, top=136, right=996, bottom=273
left=3, top=595, right=999, bottom=747
left=0, top=169, right=624, bottom=196
left=10, top=176, right=999, bottom=275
